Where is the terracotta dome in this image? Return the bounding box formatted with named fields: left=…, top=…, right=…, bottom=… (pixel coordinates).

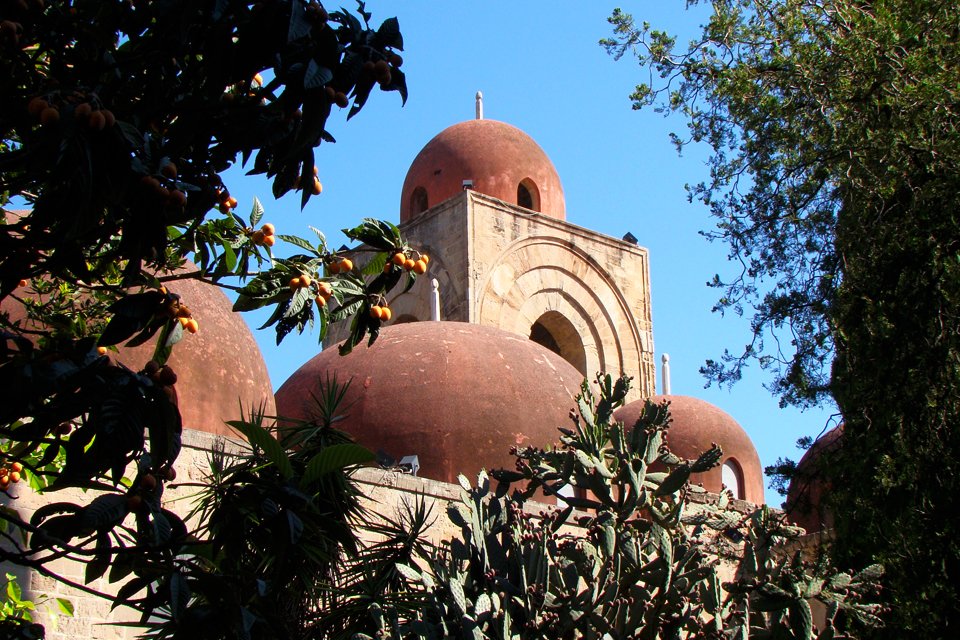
left=784, top=425, right=842, bottom=533
left=614, top=395, right=764, bottom=503
left=274, top=322, right=583, bottom=484
left=400, top=119, right=566, bottom=223
left=3, top=274, right=275, bottom=438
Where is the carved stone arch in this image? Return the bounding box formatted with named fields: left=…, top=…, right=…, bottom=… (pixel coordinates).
left=476, top=236, right=650, bottom=396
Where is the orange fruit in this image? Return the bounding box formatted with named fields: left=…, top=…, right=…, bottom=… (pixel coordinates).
left=403, top=258, right=416, bottom=271
left=18, top=278, right=27, bottom=287
left=392, top=252, right=406, bottom=266
left=27, top=96, right=48, bottom=117
left=251, top=230, right=266, bottom=245
left=0, top=478, right=8, bottom=490
left=226, top=196, right=238, bottom=209
left=317, top=281, right=333, bottom=297
left=168, top=189, right=187, bottom=207
left=178, top=317, right=190, bottom=328
left=311, top=177, right=323, bottom=195
left=383, top=262, right=392, bottom=273
left=413, top=259, right=427, bottom=274
left=289, top=277, right=301, bottom=289
left=11, top=462, right=22, bottom=473
left=160, top=466, right=177, bottom=481
left=381, top=307, right=392, bottom=321
left=339, top=258, right=353, bottom=272
left=263, top=234, right=276, bottom=247
left=185, top=319, right=199, bottom=334
left=74, top=102, right=92, bottom=121
left=253, top=73, right=264, bottom=85
left=314, top=295, right=327, bottom=308
left=261, top=223, right=275, bottom=235
left=300, top=274, right=312, bottom=288
left=88, top=110, right=106, bottom=131
left=40, top=106, right=60, bottom=125
left=97, top=346, right=108, bottom=355
left=369, top=305, right=383, bottom=320
left=161, top=162, right=178, bottom=179
left=420, top=254, right=430, bottom=265
left=335, top=92, right=349, bottom=108
left=327, top=261, right=341, bottom=275
left=9, top=471, right=21, bottom=483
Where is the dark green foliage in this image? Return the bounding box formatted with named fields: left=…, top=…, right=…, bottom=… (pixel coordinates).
left=335, top=375, right=882, bottom=639
left=603, top=0, right=960, bottom=635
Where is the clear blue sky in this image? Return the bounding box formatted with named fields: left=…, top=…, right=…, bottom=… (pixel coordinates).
left=225, top=1, right=839, bottom=505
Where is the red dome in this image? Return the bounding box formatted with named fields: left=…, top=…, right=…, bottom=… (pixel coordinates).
left=3, top=275, right=275, bottom=438
left=614, top=395, right=764, bottom=503
left=784, top=425, right=842, bottom=533
left=400, top=119, right=565, bottom=223
left=274, top=322, right=583, bottom=484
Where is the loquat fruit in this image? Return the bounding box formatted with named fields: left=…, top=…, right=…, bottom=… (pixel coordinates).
left=369, top=305, right=383, bottom=320
left=420, top=254, right=430, bottom=265
left=311, top=177, right=323, bottom=195
left=403, top=258, right=416, bottom=271
left=40, top=106, right=60, bottom=126
left=413, top=259, right=427, bottom=275
left=88, top=110, right=106, bottom=131
left=339, top=258, right=353, bottom=272
left=392, top=252, right=406, bottom=266
left=126, top=495, right=143, bottom=511
left=334, top=92, right=349, bottom=109
left=18, top=278, right=27, bottom=287
left=251, top=230, right=265, bottom=245
left=141, top=474, right=158, bottom=491
left=74, top=102, right=92, bottom=121
left=161, top=162, right=178, bottom=179
left=9, top=471, right=21, bottom=483
left=315, top=295, right=327, bottom=308
left=97, top=346, right=108, bottom=355
left=160, top=466, right=177, bottom=481
left=327, top=261, right=341, bottom=275
left=263, top=234, right=276, bottom=247
left=261, top=223, right=275, bottom=235
left=289, top=276, right=302, bottom=289
left=300, top=274, right=312, bottom=288
left=11, top=462, right=22, bottom=473
left=27, top=96, right=48, bottom=117
left=381, top=306, right=392, bottom=321
left=168, top=189, right=187, bottom=208
left=185, top=318, right=199, bottom=334
left=157, top=365, right=178, bottom=386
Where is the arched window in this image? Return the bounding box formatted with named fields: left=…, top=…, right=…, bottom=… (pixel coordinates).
left=529, top=311, right=586, bottom=376
left=410, top=187, right=429, bottom=215
left=722, top=458, right=744, bottom=500
left=517, top=178, right=540, bottom=212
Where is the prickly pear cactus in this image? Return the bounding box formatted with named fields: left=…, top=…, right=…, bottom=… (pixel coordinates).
left=348, top=375, right=883, bottom=640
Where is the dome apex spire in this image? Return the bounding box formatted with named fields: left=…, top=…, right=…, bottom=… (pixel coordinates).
left=475, top=91, right=483, bottom=120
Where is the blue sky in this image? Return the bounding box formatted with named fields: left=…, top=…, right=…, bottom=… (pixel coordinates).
left=224, top=1, right=839, bottom=505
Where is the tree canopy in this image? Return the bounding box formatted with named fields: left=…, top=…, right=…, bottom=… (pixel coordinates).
left=604, top=0, right=960, bottom=635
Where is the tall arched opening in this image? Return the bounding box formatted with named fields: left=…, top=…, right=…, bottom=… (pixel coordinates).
left=529, top=311, right=586, bottom=376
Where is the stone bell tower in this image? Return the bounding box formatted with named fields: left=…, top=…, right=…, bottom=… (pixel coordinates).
left=327, top=93, right=656, bottom=400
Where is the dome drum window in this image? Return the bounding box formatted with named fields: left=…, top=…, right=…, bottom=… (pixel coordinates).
left=517, top=178, right=540, bottom=211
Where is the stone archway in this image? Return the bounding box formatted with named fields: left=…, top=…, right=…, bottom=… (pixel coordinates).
left=530, top=310, right=587, bottom=376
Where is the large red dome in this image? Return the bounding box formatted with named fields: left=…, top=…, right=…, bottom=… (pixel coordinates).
left=274, top=322, right=583, bottom=484
left=400, top=119, right=566, bottom=223
left=615, top=395, right=764, bottom=503
left=3, top=274, right=275, bottom=438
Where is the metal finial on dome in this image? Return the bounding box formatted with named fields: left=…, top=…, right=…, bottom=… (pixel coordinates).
left=475, top=91, right=483, bottom=120
left=661, top=353, right=672, bottom=395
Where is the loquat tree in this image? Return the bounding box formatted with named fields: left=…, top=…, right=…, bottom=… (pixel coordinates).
left=0, top=0, right=429, bottom=636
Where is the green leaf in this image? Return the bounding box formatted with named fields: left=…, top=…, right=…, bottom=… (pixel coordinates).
left=300, top=443, right=375, bottom=487
left=225, top=420, right=293, bottom=479
left=249, top=197, right=264, bottom=227
left=277, top=234, right=320, bottom=254
left=56, top=598, right=74, bottom=616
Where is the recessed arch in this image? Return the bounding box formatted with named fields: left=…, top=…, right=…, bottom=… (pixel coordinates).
left=722, top=458, right=745, bottom=500
left=517, top=178, right=540, bottom=212
left=529, top=310, right=587, bottom=376
left=410, top=186, right=429, bottom=215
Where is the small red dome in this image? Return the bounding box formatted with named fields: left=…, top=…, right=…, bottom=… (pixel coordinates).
left=3, top=274, right=275, bottom=438
left=400, top=119, right=565, bottom=223
left=784, top=425, right=842, bottom=533
left=614, top=395, right=764, bottom=503
left=274, top=322, right=583, bottom=484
